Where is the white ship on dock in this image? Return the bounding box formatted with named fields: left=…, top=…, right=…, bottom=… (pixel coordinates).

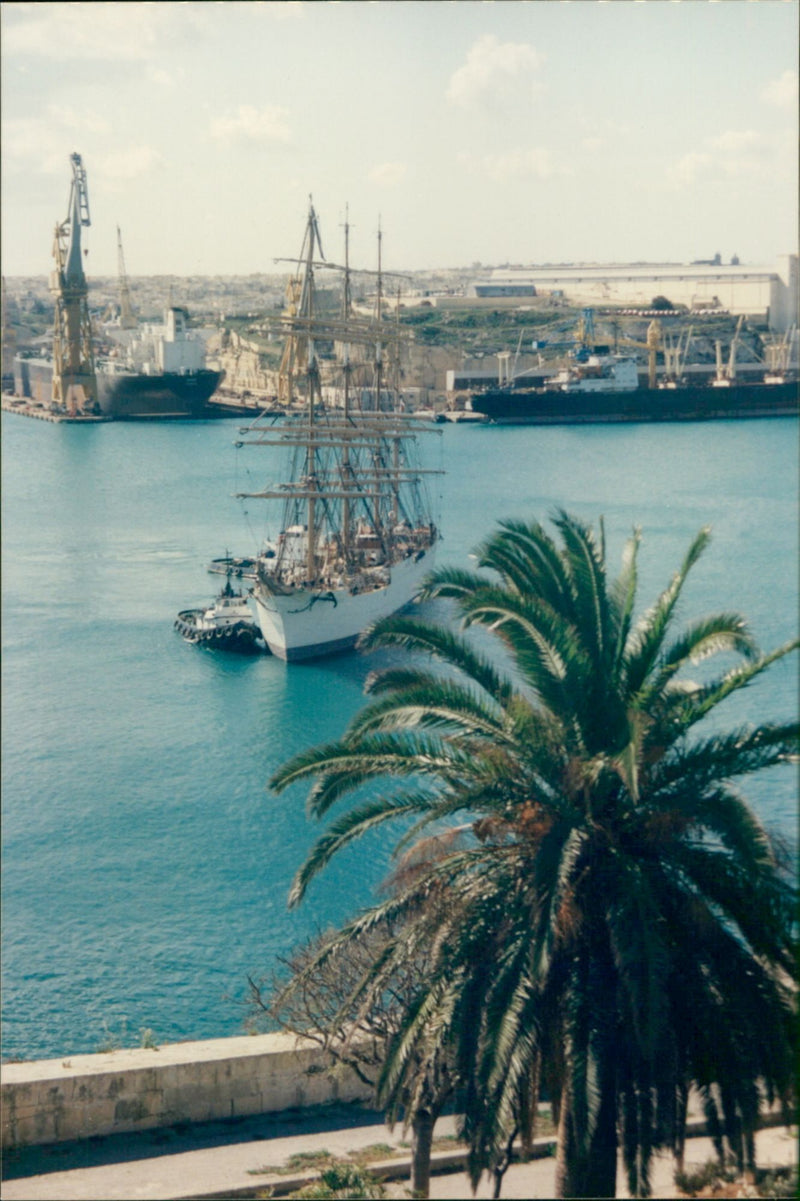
left=236, top=202, right=440, bottom=662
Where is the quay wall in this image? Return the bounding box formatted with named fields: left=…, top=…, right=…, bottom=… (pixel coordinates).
left=0, top=1033, right=372, bottom=1150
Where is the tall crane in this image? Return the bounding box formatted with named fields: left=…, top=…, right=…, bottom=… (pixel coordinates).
left=116, top=225, right=137, bottom=329
left=50, top=152, right=97, bottom=414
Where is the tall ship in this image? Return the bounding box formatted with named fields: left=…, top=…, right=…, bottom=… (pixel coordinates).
left=11, top=153, right=222, bottom=420
left=470, top=320, right=798, bottom=425
left=236, top=202, right=440, bottom=661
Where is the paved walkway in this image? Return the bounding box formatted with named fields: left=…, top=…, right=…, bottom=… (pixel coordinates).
left=416, top=1126, right=797, bottom=1200
left=1, top=1108, right=795, bottom=1201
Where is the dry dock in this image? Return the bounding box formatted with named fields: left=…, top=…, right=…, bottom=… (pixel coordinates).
left=2, top=395, right=108, bottom=423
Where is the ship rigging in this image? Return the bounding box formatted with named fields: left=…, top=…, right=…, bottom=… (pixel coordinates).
left=235, top=200, right=441, bottom=661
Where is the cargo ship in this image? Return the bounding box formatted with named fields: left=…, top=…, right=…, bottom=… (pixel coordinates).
left=13, top=307, right=222, bottom=420
left=469, top=350, right=798, bottom=425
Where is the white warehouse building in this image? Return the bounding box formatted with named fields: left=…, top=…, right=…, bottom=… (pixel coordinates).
left=480, top=255, right=798, bottom=332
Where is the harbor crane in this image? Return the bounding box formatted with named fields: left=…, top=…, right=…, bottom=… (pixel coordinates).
left=618, top=320, right=662, bottom=389
left=714, top=315, right=745, bottom=386
left=762, top=324, right=797, bottom=382
left=116, top=225, right=137, bottom=329
left=50, top=152, right=97, bottom=414
left=662, top=325, right=693, bottom=385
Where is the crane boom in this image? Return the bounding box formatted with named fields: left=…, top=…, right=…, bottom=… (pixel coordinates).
left=116, top=225, right=137, bottom=328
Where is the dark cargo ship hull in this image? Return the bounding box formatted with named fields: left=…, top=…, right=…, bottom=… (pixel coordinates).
left=13, top=356, right=223, bottom=419
left=471, top=380, right=799, bottom=425
left=96, top=368, right=223, bottom=419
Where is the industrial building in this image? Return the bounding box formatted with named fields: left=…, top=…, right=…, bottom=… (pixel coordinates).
left=466, top=256, right=798, bottom=333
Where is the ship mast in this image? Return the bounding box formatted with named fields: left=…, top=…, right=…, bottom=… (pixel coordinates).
left=301, top=200, right=323, bottom=582
left=374, top=218, right=384, bottom=412
left=340, top=205, right=354, bottom=563
left=238, top=204, right=439, bottom=594
left=50, top=152, right=97, bottom=415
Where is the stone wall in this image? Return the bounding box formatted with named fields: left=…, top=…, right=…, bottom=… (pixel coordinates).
left=1, top=1033, right=371, bottom=1150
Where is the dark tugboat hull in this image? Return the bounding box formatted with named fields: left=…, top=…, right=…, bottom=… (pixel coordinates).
left=174, top=612, right=266, bottom=654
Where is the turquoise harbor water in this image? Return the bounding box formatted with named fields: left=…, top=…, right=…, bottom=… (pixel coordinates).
left=2, top=413, right=798, bottom=1061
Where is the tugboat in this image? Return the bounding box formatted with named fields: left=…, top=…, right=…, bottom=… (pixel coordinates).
left=174, top=577, right=265, bottom=654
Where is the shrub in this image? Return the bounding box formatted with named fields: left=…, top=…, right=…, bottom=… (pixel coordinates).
left=287, top=1162, right=387, bottom=1198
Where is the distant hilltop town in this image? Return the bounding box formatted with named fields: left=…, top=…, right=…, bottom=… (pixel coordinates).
left=5, top=253, right=797, bottom=329
left=4, top=254, right=797, bottom=414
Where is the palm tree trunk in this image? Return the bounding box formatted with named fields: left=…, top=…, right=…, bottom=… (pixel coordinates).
left=555, top=1076, right=618, bottom=1199
left=492, top=1122, right=519, bottom=1198
left=410, top=1107, right=435, bottom=1198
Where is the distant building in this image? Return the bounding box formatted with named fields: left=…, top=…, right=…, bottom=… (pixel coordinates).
left=470, top=283, right=537, bottom=298
left=473, top=256, right=798, bottom=332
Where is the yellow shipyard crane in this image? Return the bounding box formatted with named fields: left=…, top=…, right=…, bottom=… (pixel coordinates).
left=50, top=152, right=97, bottom=414
left=618, top=319, right=663, bottom=389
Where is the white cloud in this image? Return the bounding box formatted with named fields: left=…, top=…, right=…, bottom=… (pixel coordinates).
left=761, top=69, right=799, bottom=110
left=368, top=162, right=408, bottom=188
left=146, top=65, right=179, bottom=89
left=96, top=146, right=163, bottom=182
left=458, top=146, right=557, bottom=182
left=709, top=130, right=764, bottom=155
left=668, top=129, right=771, bottom=186
left=447, top=34, right=544, bottom=108
left=669, top=151, right=713, bottom=187
left=1, top=107, right=111, bottom=174
left=1, top=3, right=176, bottom=61
left=209, top=105, right=291, bottom=144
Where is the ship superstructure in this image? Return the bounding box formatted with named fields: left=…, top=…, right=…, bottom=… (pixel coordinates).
left=236, top=202, right=440, bottom=661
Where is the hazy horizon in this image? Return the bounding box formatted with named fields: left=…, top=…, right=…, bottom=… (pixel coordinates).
left=2, top=1, right=797, bottom=278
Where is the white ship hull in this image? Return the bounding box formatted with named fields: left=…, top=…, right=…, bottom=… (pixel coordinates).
left=252, top=548, right=433, bottom=661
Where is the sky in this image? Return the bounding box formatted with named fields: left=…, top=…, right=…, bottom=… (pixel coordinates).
left=1, top=0, right=798, bottom=278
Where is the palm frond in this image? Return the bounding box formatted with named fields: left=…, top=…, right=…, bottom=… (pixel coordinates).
left=563, top=954, right=603, bottom=1156
left=459, top=587, right=596, bottom=729
left=609, top=526, right=641, bottom=678
left=358, top=614, right=516, bottom=705
left=624, top=526, right=712, bottom=696
left=347, top=679, right=509, bottom=743
left=414, top=565, right=490, bottom=602
left=273, top=730, right=479, bottom=818
left=478, top=517, right=573, bottom=613
left=651, top=723, right=799, bottom=807
left=675, top=638, right=800, bottom=727
left=288, top=791, right=443, bottom=907
left=669, top=839, right=797, bottom=969
left=551, top=508, right=613, bottom=676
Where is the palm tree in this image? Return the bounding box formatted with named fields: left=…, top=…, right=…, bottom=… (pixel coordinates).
left=272, top=512, right=798, bottom=1198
